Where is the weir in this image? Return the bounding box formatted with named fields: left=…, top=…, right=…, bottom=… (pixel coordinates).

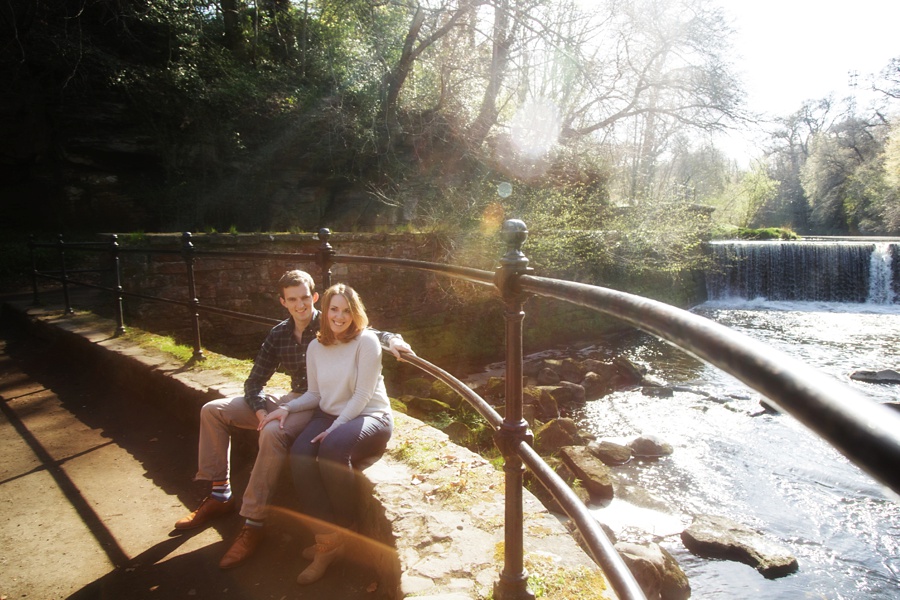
left=706, top=241, right=900, bottom=304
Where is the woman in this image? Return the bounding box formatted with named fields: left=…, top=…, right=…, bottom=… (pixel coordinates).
left=259, top=283, right=393, bottom=585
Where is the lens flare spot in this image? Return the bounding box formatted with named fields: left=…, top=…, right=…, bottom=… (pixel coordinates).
left=510, top=98, right=561, bottom=159
left=481, top=202, right=505, bottom=234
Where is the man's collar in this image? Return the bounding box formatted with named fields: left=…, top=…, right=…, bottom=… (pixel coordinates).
left=289, top=309, right=320, bottom=331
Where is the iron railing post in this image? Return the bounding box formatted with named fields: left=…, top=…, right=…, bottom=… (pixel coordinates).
left=58, top=234, right=74, bottom=314
left=181, top=232, right=204, bottom=361
left=317, top=228, right=335, bottom=290
left=492, top=219, right=536, bottom=600
left=110, top=235, right=126, bottom=336
left=29, top=235, right=40, bottom=306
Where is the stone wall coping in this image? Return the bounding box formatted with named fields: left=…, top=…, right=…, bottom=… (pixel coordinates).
left=97, top=231, right=435, bottom=247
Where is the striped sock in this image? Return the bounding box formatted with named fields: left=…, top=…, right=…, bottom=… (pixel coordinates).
left=211, top=479, right=232, bottom=503
left=245, top=518, right=265, bottom=528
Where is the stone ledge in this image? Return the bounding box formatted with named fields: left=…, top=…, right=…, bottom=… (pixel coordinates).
left=1, top=298, right=615, bottom=599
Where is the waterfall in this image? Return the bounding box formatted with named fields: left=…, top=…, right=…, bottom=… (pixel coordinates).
left=868, top=243, right=895, bottom=304
left=706, top=240, right=899, bottom=304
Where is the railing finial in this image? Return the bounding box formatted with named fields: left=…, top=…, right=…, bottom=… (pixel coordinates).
left=500, top=219, right=529, bottom=268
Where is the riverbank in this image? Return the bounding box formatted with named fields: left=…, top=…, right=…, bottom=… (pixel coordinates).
left=0, top=291, right=614, bottom=600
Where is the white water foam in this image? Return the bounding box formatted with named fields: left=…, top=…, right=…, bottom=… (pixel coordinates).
left=867, top=242, right=895, bottom=304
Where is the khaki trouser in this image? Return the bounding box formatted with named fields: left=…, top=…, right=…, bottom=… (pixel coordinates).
left=195, top=394, right=313, bottom=520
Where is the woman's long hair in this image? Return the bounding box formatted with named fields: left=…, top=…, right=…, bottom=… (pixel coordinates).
left=317, top=283, right=369, bottom=345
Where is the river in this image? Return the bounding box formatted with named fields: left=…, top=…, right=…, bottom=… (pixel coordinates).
left=572, top=299, right=900, bottom=599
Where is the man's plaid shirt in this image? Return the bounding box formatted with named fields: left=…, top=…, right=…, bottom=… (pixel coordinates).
left=243, top=311, right=394, bottom=411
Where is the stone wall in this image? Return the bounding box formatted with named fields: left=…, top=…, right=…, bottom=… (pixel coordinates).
left=113, top=232, right=499, bottom=365
left=57, top=230, right=657, bottom=376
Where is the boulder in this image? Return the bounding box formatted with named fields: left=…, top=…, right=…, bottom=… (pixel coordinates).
left=559, top=358, right=587, bottom=384
left=527, top=460, right=591, bottom=514
left=533, top=388, right=560, bottom=421
left=581, top=358, right=606, bottom=373
left=629, top=435, right=673, bottom=458
left=641, top=385, right=675, bottom=398
left=404, top=396, right=453, bottom=420
left=850, top=368, right=900, bottom=384
left=588, top=440, right=632, bottom=465
left=523, top=357, right=545, bottom=377
left=536, top=382, right=586, bottom=406
left=581, top=371, right=610, bottom=399
left=540, top=358, right=564, bottom=372
left=579, top=356, right=645, bottom=397
left=612, top=356, right=645, bottom=388
left=681, top=514, right=799, bottom=579
left=534, top=418, right=583, bottom=455
left=536, top=366, right=561, bottom=385
left=583, top=362, right=619, bottom=396
left=559, top=445, right=614, bottom=500
left=430, top=379, right=464, bottom=409
left=615, top=541, right=691, bottom=600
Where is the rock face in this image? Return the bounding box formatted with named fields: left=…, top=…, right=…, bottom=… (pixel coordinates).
left=615, top=542, right=691, bottom=600
left=680, top=514, right=799, bottom=579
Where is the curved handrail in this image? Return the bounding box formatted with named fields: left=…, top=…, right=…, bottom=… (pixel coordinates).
left=517, top=274, right=900, bottom=497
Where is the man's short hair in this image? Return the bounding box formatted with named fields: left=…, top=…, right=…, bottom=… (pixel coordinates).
left=278, top=270, right=316, bottom=296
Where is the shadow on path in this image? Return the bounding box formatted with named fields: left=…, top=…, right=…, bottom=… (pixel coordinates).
left=0, top=305, right=388, bottom=600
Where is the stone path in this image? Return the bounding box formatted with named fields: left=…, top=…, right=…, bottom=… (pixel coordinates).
left=0, top=302, right=383, bottom=600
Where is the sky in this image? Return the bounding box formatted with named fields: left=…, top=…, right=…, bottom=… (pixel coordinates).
left=717, top=0, right=900, bottom=162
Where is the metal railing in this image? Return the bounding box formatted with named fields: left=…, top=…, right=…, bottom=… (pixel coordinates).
left=27, top=220, right=900, bottom=600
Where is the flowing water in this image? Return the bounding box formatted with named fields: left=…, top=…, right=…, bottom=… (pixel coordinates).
left=571, top=241, right=900, bottom=599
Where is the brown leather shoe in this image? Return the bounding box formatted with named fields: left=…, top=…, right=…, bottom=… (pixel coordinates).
left=219, top=525, right=265, bottom=569
left=174, top=496, right=235, bottom=530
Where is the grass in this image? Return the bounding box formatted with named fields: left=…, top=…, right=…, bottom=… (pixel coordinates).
left=118, top=326, right=292, bottom=388
left=483, top=544, right=610, bottom=600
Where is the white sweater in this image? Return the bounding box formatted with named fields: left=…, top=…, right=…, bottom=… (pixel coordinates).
left=283, top=329, right=390, bottom=433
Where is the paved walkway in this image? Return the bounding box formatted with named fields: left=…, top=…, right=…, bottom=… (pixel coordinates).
left=0, top=302, right=383, bottom=600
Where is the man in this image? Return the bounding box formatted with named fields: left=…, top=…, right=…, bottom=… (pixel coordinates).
left=173, top=269, right=411, bottom=569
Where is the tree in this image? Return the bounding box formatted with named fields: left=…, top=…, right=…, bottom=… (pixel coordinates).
left=872, top=56, right=900, bottom=101
left=864, top=119, right=900, bottom=234
left=760, top=99, right=836, bottom=231
left=381, top=1, right=477, bottom=127
left=801, top=113, right=886, bottom=234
